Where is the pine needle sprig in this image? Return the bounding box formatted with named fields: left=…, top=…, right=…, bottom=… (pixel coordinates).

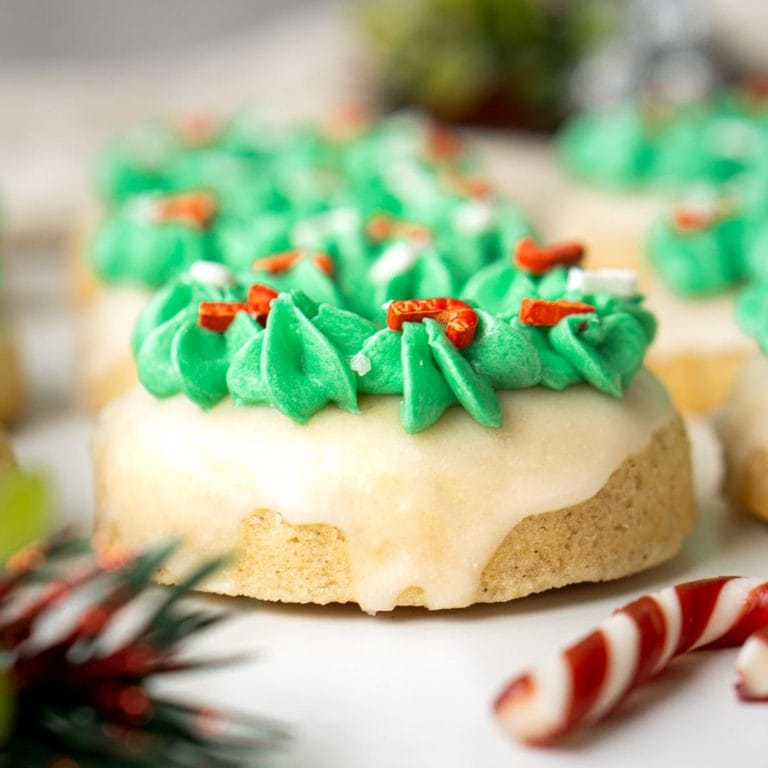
left=0, top=539, right=288, bottom=768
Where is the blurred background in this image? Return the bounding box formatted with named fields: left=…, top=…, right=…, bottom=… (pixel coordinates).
left=2, top=0, right=768, bottom=243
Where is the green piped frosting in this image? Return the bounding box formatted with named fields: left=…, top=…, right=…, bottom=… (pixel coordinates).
left=559, top=93, right=768, bottom=190
left=462, top=262, right=568, bottom=317
left=559, top=89, right=768, bottom=298
left=92, top=196, right=215, bottom=288
left=355, top=311, right=539, bottom=433
left=93, top=112, right=535, bottom=294
left=647, top=210, right=748, bottom=296
left=133, top=268, right=657, bottom=432
left=559, top=102, right=659, bottom=187
left=227, top=294, right=373, bottom=423
left=132, top=277, right=239, bottom=409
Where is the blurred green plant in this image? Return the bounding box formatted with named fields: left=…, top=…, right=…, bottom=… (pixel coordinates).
left=0, top=470, right=48, bottom=565
left=353, top=0, right=615, bottom=131
left=0, top=470, right=286, bottom=766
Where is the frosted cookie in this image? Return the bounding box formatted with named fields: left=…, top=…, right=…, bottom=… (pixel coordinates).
left=78, top=111, right=532, bottom=410
left=553, top=90, right=768, bottom=411
left=93, top=259, right=694, bottom=613
left=717, top=283, right=768, bottom=521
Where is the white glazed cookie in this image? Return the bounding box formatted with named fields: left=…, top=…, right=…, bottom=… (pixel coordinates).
left=94, top=371, right=695, bottom=614
left=77, top=285, right=148, bottom=411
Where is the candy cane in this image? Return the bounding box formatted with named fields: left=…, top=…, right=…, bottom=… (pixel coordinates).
left=735, top=627, right=768, bottom=701
left=386, top=298, right=478, bottom=349
left=514, top=237, right=585, bottom=275
left=494, top=577, right=768, bottom=745
left=251, top=249, right=334, bottom=276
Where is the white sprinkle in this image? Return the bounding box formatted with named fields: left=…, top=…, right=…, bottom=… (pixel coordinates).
left=567, top=267, right=639, bottom=298
left=369, top=241, right=422, bottom=284
left=349, top=352, right=372, bottom=376
left=128, top=194, right=162, bottom=222
left=189, top=260, right=235, bottom=287
left=453, top=201, right=495, bottom=234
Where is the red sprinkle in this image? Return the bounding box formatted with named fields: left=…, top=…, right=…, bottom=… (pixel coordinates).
left=323, top=103, right=374, bottom=141
left=426, top=125, right=462, bottom=160
left=514, top=237, right=585, bottom=275
left=366, top=214, right=431, bottom=245
left=198, top=283, right=278, bottom=332
left=246, top=284, right=279, bottom=325
left=444, top=170, right=494, bottom=199
left=154, top=191, right=217, bottom=229
left=672, top=206, right=717, bottom=233
left=177, top=113, right=219, bottom=147
left=251, top=249, right=334, bottom=276
left=518, top=298, right=595, bottom=327
left=741, top=76, right=768, bottom=105
left=386, top=297, right=478, bottom=348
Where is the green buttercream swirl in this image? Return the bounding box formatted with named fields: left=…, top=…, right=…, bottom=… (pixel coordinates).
left=133, top=267, right=657, bottom=431
left=355, top=310, right=540, bottom=433
left=92, top=196, right=215, bottom=288
left=132, top=277, right=240, bottom=409
left=227, top=294, right=375, bottom=423
left=647, top=209, right=748, bottom=296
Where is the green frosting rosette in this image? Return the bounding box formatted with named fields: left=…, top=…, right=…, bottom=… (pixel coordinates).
left=647, top=205, right=748, bottom=296
left=95, top=120, right=177, bottom=203
left=462, top=261, right=568, bottom=317
left=558, top=102, right=660, bottom=187
left=94, top=109, right=316, bottom=205
left=227, top=293, right=376, bottom=423
left=131, top=263, right=657, bottom=433
left=559, top=89, right=768, bottom=196
left=353, top=310, right=540, bottom=433
left=131, top=275, right=241, bottom=408
left=245, top=254, right=343, bottom=309
left=91, top=193, right=218, bottom=288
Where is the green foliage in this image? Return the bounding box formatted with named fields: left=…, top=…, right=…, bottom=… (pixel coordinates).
left=354, top=0, right=615, bottom=129
left=0, top=539, right=287, bottom=766
left=0, top=471, right=48, bottom=565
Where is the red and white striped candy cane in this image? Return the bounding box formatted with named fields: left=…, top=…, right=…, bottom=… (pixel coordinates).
left=494, top=577, right=768, bottom=745
left=736, top=626, right=768, bottom=701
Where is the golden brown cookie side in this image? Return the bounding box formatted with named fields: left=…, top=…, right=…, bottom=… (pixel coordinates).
left=723, top=447, right=768, bottom=522
left=97, top=415, right=694, bottom=610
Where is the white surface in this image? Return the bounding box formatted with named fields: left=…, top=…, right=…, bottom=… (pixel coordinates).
left=5, top=247, right=768, bottom=768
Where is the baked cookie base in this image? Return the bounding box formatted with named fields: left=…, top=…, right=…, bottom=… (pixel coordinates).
left=176, top=415, right=692, bottom=608
left=94, top=376, right=694, bottom=612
